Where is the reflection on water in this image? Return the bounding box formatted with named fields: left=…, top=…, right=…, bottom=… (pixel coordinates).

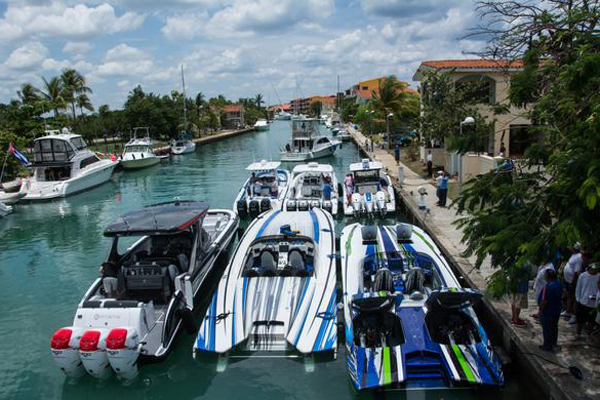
left=0, top=121, right=533, bottom=399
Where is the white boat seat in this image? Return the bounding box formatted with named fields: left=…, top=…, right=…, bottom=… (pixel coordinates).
left=288, top=250, right=305, bottom=270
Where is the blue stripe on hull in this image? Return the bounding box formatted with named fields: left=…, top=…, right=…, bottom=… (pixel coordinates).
left=309, top=209, right=320, bottom=243
left=256, top=210, right=281, bottom=238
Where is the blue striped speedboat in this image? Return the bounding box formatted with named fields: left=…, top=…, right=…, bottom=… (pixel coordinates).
left=194, top=209, right=337, bottom=359
left=340, top=223, right=504, bottom=390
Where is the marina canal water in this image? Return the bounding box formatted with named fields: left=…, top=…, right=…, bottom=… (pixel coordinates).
left=0, top=121, right=536, bottom=399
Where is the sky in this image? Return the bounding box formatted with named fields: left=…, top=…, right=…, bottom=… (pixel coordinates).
left=0, top=0, right=488, bottom=110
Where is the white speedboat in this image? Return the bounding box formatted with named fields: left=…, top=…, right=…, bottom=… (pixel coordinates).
left=281, top=119, right=341, bottom=162
left=340, top=223, right=504, bottom=390
left=170, top=131, right=196, bottom=155
left=120, top=128, right=161, bottom=169
left=275, top=111, right=292, bottom=120
left=284, top=162, right=340, bottom=216
left=23, top=129, right=117, bottom=201
left=343, top=159, right=395, bottom=218
left=0, top=201, right=12, bottom=218
left=50, top=201, right=239, bottom=380
left=233, top=160, right=290, bottom=218
left=194, top=209, right=337, bottom=365
left=337, top=129, right=352, bottom=141
left=253, top=119, right=270, bottom=131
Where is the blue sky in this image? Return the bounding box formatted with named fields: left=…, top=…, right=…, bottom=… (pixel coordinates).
left=0, top=0, right=486, bottom=110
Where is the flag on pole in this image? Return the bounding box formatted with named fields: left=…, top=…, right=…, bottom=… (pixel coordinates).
left=8, top=142, right=29, bottom=166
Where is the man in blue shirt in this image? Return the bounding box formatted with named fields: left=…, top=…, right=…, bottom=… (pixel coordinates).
left=538, top=269, right=563, bottom=352
left=437, top=172, right=449, bottom=207
left=322, top=182, right=332, bottom=201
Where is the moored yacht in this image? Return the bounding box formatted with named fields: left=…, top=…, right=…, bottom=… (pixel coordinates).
left=194, top=209, right=337, bottom=366
left=280, top=119, right=341, bottom=162
left=23, top=129, right=117, bottom=201
left=253, top=119, right=270, bottom=131
left=340, top=223, right=504, bottom=390
left=120, top=127, right=161, bottom=169
left=343, top=159, right=395, bottom=218
left=233, top=160, right=290, bottom=218
left=170, top=131, right=196, bottom=155
left=284, top=162, right=340, bottom=216
left=50, top=201, right=239, bottom=380
left=275, top=111, right=292, bottom=120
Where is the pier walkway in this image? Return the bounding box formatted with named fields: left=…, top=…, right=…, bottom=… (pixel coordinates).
left=347, top=125, right=599, bottom=400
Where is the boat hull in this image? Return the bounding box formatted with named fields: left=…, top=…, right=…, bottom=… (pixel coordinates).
left=171, top=143, right=196, bottom=155
left=280, top=144, right=338, bottom=162
left=120, top=156, right=161, bottom=169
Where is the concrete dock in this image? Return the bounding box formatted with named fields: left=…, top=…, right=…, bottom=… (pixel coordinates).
left=154, top=127, right=256, bottom=154
left=347, top=125, right=599, bottom=400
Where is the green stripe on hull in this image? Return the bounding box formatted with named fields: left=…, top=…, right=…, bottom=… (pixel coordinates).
left=452, top=344, right=476, bottom=383
left=383, top=347, right=392, bottom=385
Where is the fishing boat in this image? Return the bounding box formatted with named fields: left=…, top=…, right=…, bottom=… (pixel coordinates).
left=120, top=127, right=161, bottom=169
left=23, top=129, right=117, bottom=201
left=50, top=201, right=239, bottom=380
left=171, top=131, right=196, bottom=155
left=343, top=159, right=395, bottom=218
left=233, top=160, right=290, bottom=218
left=340, top=222, right=504, bottom=390
left=253, top=119, right=270, bottom=131
left=284, top=162, right=340, bottom=216
left=281, top=119, right=341, bottom=162
left=194, top=209, right=337, bottom=368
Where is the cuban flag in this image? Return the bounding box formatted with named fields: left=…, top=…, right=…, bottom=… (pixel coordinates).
left=8, top=142, right=29, bottom=166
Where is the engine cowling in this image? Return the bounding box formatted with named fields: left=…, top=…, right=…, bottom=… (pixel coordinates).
left=106, top=328, right=140, bottom=380
left=364, top=192, right=374, bottom=214
left=79, top=329, right=112, bottom=379
left=376, top=191, right=387, bottom=216
left=51, top=327, right=86, bottom=378
left=351, top=193, right=363, bottom=216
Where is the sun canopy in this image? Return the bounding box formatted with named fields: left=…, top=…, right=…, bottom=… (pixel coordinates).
left=292, top=162, right=334, bottom=174
left=104, top=200, right=209, bottom=236
left=349, top=159, right=383, bottom=172
left=246, top=160, right=281, bottom=171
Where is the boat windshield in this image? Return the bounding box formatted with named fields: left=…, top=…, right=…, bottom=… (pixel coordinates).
left=33, top=138, right=75, bottom=163
left=70, top=137, right=87, bottom=150
left=353, top=169, right=380, bottom=183
left=125, top=145, right=151, bottom=153
left=242, top=236, right=316, bottom=278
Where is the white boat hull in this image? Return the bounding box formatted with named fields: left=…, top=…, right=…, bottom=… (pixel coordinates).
left=171, top=143, right=196, bottom=155
left=280, top=143, right=339, bottom=162
left=120, top=156, right=161, bottom=169
left=0, top=201, right=12, bottom=218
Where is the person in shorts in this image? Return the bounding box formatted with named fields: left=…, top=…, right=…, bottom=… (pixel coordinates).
left=575, top=263, right=599, bottom=338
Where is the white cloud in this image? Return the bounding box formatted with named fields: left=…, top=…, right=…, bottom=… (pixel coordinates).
left=97, top=44, right=154, bottom=77
left=2, top=41, right=48, bottom=70
left=0, top=3, right=145, bottom=42
left=162, top=11, right=209, bottom=39
left=62, top=41, right=94, bottom=54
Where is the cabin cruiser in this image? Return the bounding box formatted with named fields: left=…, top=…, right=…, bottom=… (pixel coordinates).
left=120, top=127, right=161, bottom=169
left=23, top=129, right=117, bottom=201
left=340, top=223, right=504, bottom=390
left=281, top=119, right=341, bottom=162
left=284, top=162, right=339, bottom=216
left=170, top=131, right=196, bottom=155
left=0, top=201, right=12, bottom=218
left=343, top=159, right=395, bottom=218
left=194, top=209, right=337, bottom=367
left=234, top=160, right=290, bottom=218
left=50, top=201, right=239, bottom=380
left=253, top=119, right=269, bottom=131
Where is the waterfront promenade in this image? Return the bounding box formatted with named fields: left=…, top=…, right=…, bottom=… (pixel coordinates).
left=347, top=125, right=599, bottom=400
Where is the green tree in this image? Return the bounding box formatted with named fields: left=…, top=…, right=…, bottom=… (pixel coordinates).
left=39, top=76, right=66, bottom=117
left=254, top=93, right=263, bottom=108
left=60, top=68, right=92, bottom=120
left=309, top=101, right=322, bottom=117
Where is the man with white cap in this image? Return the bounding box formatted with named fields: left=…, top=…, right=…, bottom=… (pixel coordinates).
left=562, top=242, right=582, bottom=322
left=574, top=262, right=599, bottom=338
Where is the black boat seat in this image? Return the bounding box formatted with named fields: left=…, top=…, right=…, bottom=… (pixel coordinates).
left=373, top=268, right=394, bottom=293
left=122, top=264, right=171, bottom=303
left=288, top=250, right=305, bottom=270
left=260, top=251, right=277, bottom=276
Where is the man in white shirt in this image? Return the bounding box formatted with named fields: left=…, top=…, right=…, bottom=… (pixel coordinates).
left=426, top=150, right=433, bottom=178
left=575, top=263, right=599, bottom=338
left=562, top=243, right=582, bottom=321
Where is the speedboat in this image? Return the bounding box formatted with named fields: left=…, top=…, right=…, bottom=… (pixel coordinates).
left=275, top=111, right=292, bottom=120
left=337, top=129, right=352, bottom=141
left=253, top=119, right=270, bottom=131
left=281, top=119, right=341, bottom=162
left=120, top=127, right=161, bottom=169
left=23, top=129, right=117, bottom=201
left=50, top=201, right=239, bottom=380
left=343, top=159, right=395, bottom=218
left=0, top=178, right=26, bottom=204
left=0, top=201, right=12, bottom=218
left=234, top=160, right=290, bottom=218
left=284, top=162, right=340, bottom=216
left=194, top=209, right=337, bottom=367
left=170, top=131, right=196, bottom=155
left=340, top=222, right=504, bottom=390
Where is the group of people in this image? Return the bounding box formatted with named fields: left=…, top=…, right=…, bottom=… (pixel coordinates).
left=509, top=243, right=600, bottom=352
left=248, top=172, right=278, bottom=198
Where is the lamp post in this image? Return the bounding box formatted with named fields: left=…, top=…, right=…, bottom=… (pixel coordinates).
left=458, top=116, right=475, bottom=193
left=386, top=113, right=393, bottom=148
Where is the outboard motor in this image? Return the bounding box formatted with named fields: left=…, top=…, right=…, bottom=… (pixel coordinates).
left=376, top=191, right=387, bottom=217
left=79, top=329, right=112, bottom=379
left=236, top=199, right=247, bottom=216
left=310, top=200, right=320, bottom=210
left=260, top=198, right=271, bottom=213
left=248, top=200, right=259, bottom=217
left=322, top=200, right=332, bottom=214
left=363, top=192, right=374, bottom=216
left=351, top=193, right=363, bottom=217
left=286, top=200, right=297, bottom=211
left=51, top=327, right=86, bottom=378
left=106, top=328, right=140, bottom=380
left=298, top=200, right=309, bottom=211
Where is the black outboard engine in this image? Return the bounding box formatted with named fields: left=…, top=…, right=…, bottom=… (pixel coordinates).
left=237, top=199, right=247, bottom=216
left=260, top=198, right=271, bottom=213
left=322, top=201, right=333, bottom=214
left=249, top=200, right=259, bottom=217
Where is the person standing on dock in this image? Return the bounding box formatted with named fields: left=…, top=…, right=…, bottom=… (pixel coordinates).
left=538, top=269, right=562, bottom=352
left=562, top=243, right=583, bottom=323
left=437, top=172, right=449, bottom=207
left=427, top=150, right=433, bottom=177
left=394, top=144, right=400, bottom=165
left=574, top=262, right=599, bottom=339
left=509, top=262, right=531, bottom=327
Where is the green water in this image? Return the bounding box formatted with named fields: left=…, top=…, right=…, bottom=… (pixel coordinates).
left=0, top=121, right=535, bottom=399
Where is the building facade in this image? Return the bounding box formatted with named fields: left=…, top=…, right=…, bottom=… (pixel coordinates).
left=221, top=104, right=245, bottom=129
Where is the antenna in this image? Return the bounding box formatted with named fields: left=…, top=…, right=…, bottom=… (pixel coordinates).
left=181, top=64, right=187, bottom=131
left=270, top=82, right=283, bottom=106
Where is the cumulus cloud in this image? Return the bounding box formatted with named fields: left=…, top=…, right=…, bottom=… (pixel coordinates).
left=2, top=41, right=48, bottom=70
left=96, top=43, right=153, bottom=77
left=0, top=2, right=145, bottom=42
left=62, top=41, right=94, bottom=54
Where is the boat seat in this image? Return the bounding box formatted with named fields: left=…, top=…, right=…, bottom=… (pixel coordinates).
left=122, top=264, right=171, bottom=304
left=405, top=268, right=426, bottom=295
left=373, top=268, right=394, bottom=293
left=260, top=251, right=277, bottom=277
left=288, top=250, right=305, bottom=270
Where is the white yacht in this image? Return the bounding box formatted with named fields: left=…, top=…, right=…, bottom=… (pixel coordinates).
left=275, top=111, right=292, bottom=120
left=234, top=160, right=290, bottom=218
left=343, top=159, right=395, bottom=218
left=170, top=131, right=196, bottom=155
left=280, top=119, right=341, bottom=162
left=23, top=129, right=117, bottom=201
left=284, top=162, right=340, bottom=216
left=253, top=119, right=270, bottom=131
left=120, top=128, right=161, bottom=170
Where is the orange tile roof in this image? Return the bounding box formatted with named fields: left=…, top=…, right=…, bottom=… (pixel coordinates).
left=223, top=104, right=243, bottom=112
left=421, top=59, right=523, bottom=69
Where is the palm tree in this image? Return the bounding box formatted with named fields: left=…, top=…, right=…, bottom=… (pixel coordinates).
left=254, top=93, right=263, bottom=109
left=370, top=75, right=409, bottom=118
left=39, top=76, right=66, bottom=117
left=195, top=92, right=205, bottom=109
left=17, top=83, right=41, bottom=105
left=60, top=68, right=93, bottom=119
left=76, top=93, right=94, bottom=116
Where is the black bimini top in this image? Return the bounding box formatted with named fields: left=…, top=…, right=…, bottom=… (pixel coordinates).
left=104, top=201, right=209, bottom=237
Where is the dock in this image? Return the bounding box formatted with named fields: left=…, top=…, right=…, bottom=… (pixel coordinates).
left=154, top=127, right=256, bottom=154
left=347, top=125, right=599, bottom=400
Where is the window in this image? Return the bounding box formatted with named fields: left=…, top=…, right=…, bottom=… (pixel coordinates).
left=80, top=155, right=99, bottom=169
left=509, top=124, right=539, bottom=157
left=34, top=139, right=74, bottom=163
left=362, top=86, right=368, bottom=90
left=455, top=75, right=496, bottom=104
left=70, top=137, right=87, bottom=150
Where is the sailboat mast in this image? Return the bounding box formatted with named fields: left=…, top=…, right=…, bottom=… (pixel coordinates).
left=181, top=64, right=187, bottom=130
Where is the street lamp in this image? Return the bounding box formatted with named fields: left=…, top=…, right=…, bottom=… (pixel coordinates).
left=458, top=116, right=475, bottom=193
left=386, top=113, right=393, bottom=146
